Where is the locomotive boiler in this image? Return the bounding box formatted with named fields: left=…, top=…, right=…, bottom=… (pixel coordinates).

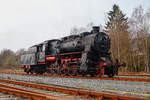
left=21, top=26, right=125, bottom=77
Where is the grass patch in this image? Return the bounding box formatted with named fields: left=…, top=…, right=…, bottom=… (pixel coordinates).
left=77, top=85, right=93, bottom=90
left=105, top=88, right=116, bottom=90
left=147, top=95, right=150, bottom=99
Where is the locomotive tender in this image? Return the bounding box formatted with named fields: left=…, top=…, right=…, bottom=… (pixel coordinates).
left=21, top=26, right=125, bottom=77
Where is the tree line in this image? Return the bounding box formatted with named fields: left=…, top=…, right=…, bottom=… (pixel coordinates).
left=0, top=49, right=25, bottom=69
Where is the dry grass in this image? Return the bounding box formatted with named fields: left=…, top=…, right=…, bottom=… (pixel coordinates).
left=0, top=69, right=24, bottom=73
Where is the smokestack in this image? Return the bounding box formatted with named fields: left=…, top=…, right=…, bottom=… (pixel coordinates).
left=92, top=26, right=100, bottom=33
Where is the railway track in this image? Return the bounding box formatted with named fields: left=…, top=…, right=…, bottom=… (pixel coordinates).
left=0, top=79, right=148, bottom=100
left=1, top=72, right=150, bottom=82
left=0, top=82, right=62, bottom=100
left=0, top=81, right=85, bottom=100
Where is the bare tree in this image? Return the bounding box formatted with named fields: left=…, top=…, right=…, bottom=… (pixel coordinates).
left=128, top=6, right=150, bottom=72
left=0, top=48, right=25, bottom=69
left=105, top=4, right=130, bottom=73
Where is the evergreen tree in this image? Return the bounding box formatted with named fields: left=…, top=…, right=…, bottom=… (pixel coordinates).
left=105, top=4, right=128, bottom=30
left=105, top=4, right=131, bottom=71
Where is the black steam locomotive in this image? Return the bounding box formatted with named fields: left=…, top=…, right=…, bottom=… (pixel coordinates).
left=21, top=26, right=125, bottom=77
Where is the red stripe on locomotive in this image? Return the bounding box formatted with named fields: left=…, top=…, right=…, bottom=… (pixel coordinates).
left=46, top=57, right=56, bottom=61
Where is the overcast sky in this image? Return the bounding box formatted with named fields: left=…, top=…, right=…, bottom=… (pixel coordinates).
left=0, top=0, right=150, bottom=51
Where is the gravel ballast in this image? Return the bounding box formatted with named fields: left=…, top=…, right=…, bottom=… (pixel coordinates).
left=0, top=73, right=150, bottom=98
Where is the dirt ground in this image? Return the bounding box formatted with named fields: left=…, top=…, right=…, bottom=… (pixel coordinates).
left=118, top=71, right=150, bottom=76
left=0, top=68, right=150, bottom=76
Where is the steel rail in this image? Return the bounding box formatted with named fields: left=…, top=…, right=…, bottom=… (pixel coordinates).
left=0, top=79, right=148, bottom=100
